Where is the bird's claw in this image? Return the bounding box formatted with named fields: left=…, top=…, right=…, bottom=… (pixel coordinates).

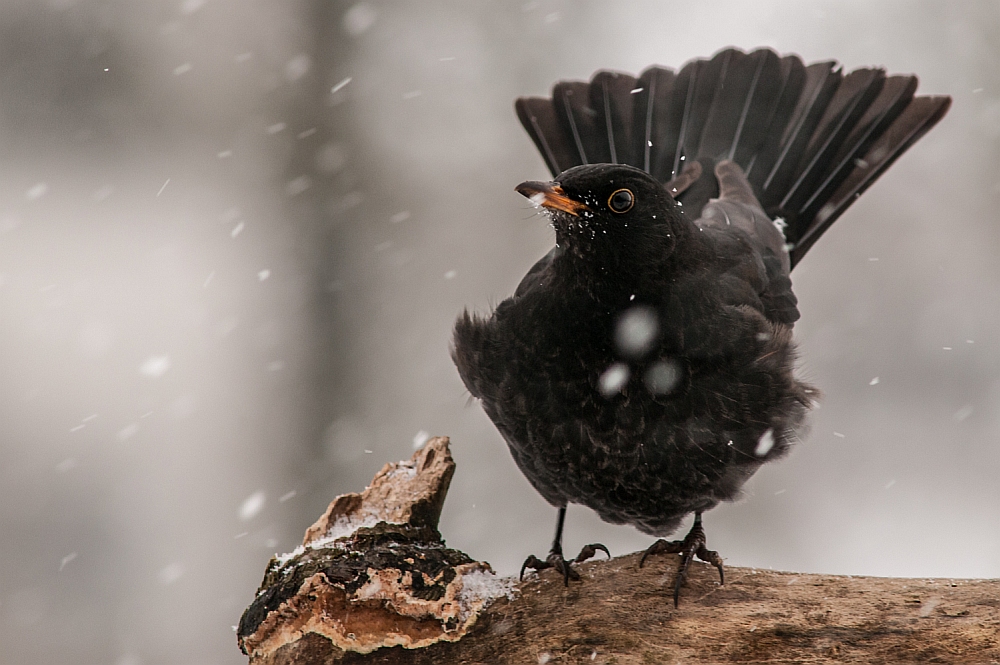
left=519, top=550, right=578, bottom=585
left=574, top=542, right=611, bottom=563
left=639, top=518, right=723, bottom=607
left=520, top=543, right=610, bottom=586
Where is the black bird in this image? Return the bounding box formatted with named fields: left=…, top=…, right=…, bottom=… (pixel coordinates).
left=452, top=47, right=950, bottom=605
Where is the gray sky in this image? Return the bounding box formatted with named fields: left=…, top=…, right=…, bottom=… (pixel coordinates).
left=1, top=1, right=998, bottom=663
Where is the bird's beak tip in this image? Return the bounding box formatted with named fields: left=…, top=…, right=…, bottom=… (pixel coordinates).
left=516, top=181, right=589, bottom=216
left=515, top=180, right=547, bottom=198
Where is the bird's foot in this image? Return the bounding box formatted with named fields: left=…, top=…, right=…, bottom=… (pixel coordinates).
left=519, top=543, right=610, bottom=586
left=639, top=517, right=724, bottom=607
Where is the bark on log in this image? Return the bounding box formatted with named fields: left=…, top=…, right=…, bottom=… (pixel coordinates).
left=240, top=439, right=1000, bottom=664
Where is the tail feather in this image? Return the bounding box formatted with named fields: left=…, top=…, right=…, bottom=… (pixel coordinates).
left=790, top=94, right=951, bottom=264
left=744, top=55, right=806, bottom=182
left=646, top=64, right=695, bottom=182
left=554, top=81, right=610, bottom=165
left=696, top=49, right=783, bottom=165
left=757, top=61, right=842, bottom=209
left=515, top=96, right=576, bottom=175
left=514, top=47, right=951, bottom=268
left=779, top=68, right=887, bottom=216
left=631, top=66, right=675, bottom=174
left=679, top=55, right=729, bottom=168
left=794, top=75, right=918, bottom=226
left=590, top=71, right=641, bottom=167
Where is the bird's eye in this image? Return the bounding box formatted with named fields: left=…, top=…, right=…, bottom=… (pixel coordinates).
left=608, top=189, right=634, bottom=213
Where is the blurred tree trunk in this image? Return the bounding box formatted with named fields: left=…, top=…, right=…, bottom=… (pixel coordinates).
left=280, top=0, right=363, bottom=500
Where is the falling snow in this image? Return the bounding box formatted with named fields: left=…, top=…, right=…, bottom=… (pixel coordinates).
left=92, top=185, right=114, bottom=202
left=239, top=491, right=266, bottom=521
left=598, top=362, right=629, bottom=397
left=285, top=54, right=312, bottom=81
left=180, top=0, right=205, bottom=14
left=614, top=306, right=658, bottom=358
left=26, top=182, right=48, bottom=200
left=755, top=429, right=775, bottom=457
left=287, top=176, right=312, bottom=196
left=343, top=3, right=377, bottom=35
left=644, top=359, right=681, bottom=395
left=331, top=77, right=352, bottom=94
left=919, top=598, right=940, bottom=617
left=158, top=563, right=185, bottom=585
left=59, top=552, right=77, bottom=571
left=140, top=356, right=171, bottom=378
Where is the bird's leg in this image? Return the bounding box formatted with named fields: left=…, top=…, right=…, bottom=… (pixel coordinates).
left=639, top=512, right=724, bottom=607
left=519, top=506, right=610, bottom=586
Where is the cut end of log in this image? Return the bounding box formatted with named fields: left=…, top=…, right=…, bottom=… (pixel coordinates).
left=237, top=436, right=515, bottom=662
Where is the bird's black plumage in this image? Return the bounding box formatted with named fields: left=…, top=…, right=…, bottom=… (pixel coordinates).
left=454, top=47, right=950, bottom=592
left=454, top=161, right=811, bottom=536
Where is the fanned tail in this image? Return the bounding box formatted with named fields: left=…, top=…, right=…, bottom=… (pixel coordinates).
left=514, top=47, right=951, bottom=268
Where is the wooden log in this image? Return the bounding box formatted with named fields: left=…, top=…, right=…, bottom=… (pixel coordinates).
left=239, top=439, right=1000, bottom=664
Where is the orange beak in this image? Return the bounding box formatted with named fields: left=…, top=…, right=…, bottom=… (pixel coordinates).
left=516, top=181, right=590, bottom=217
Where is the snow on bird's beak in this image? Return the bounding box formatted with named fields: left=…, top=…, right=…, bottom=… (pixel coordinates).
left=516, top=181, right=590, bottom=217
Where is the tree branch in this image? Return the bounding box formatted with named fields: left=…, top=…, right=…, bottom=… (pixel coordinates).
left=239, top=439, right=1000, bottom=664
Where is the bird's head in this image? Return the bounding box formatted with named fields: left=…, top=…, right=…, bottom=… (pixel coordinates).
left=516, top=164, right=682, bottom=267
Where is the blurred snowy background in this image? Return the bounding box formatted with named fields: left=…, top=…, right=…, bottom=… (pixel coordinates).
left=0, top=0, right=998, bottom=663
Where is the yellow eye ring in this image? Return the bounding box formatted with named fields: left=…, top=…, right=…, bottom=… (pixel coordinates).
left=608, top=188, right=634, bottom=213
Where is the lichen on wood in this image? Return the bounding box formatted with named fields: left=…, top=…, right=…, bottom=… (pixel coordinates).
left=237, top=437, right=514, bottom=661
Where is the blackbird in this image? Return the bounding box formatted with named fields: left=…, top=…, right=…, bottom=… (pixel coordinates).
left=452, top=47, right=950, bottom=605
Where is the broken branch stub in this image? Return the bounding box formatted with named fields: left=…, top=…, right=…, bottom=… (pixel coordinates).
left=237, top=436, right=514, bottom=663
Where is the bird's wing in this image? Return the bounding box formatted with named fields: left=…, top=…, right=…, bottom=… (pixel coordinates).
left=514, top=246, right=561, bottom=298
left=696, top=161, right=799, bottom=325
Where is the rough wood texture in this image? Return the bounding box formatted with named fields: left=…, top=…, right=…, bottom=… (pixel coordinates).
left=258, top=553, right=1000, bottom=664
left=302, top=436, right=456, bottom=547
left=240, top=437, right=1000, bottom=664
left=239, top=438, right=514, bottom=661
